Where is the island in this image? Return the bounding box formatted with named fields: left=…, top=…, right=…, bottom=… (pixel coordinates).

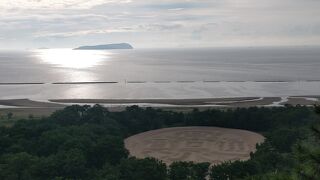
left=73, top=43, right=133, bottom=50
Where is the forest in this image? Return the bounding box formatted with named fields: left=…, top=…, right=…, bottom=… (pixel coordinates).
left=0, top=104, right=319, bottom=180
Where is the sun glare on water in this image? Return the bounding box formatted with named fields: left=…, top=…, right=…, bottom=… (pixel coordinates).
left=34, top=49, right=111, bottom=69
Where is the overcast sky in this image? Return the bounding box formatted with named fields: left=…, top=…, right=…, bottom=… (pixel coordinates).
left=1, top=0, right=320, bottom=49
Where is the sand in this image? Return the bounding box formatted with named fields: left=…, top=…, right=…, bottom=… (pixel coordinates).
left=0, top=97, right=318, bottom=120
left=213, top=97, right=281, bottom=107
left=49, top=97, right=293, bottom=108
left=49, top=97, right=261, bottom=106
left=282, top=97, right=320, bottom=106
left=125, top=127, right=265, bottom=165
left=0, top=99, right=65, bottom=108
left=0, top=97, right=317, bottom=108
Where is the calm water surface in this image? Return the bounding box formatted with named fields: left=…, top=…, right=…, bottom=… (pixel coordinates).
left=0, top=47, right=319, bottom=99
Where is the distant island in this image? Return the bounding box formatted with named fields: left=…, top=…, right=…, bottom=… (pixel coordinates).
left=74, top=43, right=133, bottom=50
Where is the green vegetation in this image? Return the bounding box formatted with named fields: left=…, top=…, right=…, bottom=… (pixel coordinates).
left=169, top=162, right=210, bottom=180
left=0, top=108, right=56, bottom=127
left=0, top=104, right=319, bottom=179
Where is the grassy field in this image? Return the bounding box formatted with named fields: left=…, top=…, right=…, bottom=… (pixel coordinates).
left=0, top=108, right=61, bottom=126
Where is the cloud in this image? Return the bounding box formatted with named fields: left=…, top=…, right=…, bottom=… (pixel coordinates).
left=0, top=0, right=130, bottom=10
left=0, top=0, right=320, bottom=49
left=139, top=24, right=183, bottom=31
left=35, top=28, right=135, bottom=38
left=142, top=2, right=208, bottom=10
left=168, top=8, right=185, bottom=11
left=35, top=23, right=184, bottom=38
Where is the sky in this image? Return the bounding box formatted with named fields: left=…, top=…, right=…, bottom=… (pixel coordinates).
left=0, top=0, right=320, bottom=49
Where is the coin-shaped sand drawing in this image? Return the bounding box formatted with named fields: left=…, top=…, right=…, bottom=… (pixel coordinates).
left=125, top=127, right=264, bottom=165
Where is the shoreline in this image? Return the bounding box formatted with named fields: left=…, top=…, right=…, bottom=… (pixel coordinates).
left=0, top=80, right=320, bottom=86
left=0, top=96, right=318, bottom=119
left=0, top=96, right=318, bottom=108
left=49, top=97, right=260, bottom=106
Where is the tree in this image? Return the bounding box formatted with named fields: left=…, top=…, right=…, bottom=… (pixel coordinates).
left=88, top=135, right=128, bottom=167
left=169, top=161, right=210, bottom=180
left=267, top=127, right=304, bottom=153
left=0, top=152, right=39, bottom=180
left=119, top=157, right=167, bottom=180
left=0, top=105, right=318, bottom=180
left=96, top=163, right=120, bottom=180
left=210, top=160, right=258, bottom=180
left=36, top=149, right=87, bottom=179
left=293, top=105, right=320, bottom=179
left=7, top=112, right=13, bottom=119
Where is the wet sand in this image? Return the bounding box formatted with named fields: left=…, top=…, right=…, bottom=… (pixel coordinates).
left=281, top=97, right=320, bottom=106
left=49, top=97, right=260, bottom=106
left=0, top=99, right=65, bottom=108
left=0, top=96, right=318, bottom=108
left=0, top=97, right=318, bottom=120
left=213, top=97, right=281, bottom=107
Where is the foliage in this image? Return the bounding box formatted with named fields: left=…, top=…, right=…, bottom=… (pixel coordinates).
left=291, top=105, right=320, bottom=180
left=0, top=105, right=318, bottom=179
left=119, top=157, right=167, bottom=180
left=169, top=161, right=210, bottom=180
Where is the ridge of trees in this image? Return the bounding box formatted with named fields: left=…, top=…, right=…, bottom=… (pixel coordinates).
left=0, top=104, right=319, bottom=179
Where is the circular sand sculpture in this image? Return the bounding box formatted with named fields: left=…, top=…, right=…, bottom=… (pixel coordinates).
left=125, top=127, right=264, bottom=165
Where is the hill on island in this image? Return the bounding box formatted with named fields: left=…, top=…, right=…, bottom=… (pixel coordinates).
left=74, top=43, right=133, bottom=50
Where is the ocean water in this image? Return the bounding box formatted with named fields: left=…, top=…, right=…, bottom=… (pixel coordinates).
left=0, top=46, right=320, bottom=99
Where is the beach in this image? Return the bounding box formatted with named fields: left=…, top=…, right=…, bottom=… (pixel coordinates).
left=0, top=96, right=319, bottom=119
left=1, top=96, right=319, bottom=109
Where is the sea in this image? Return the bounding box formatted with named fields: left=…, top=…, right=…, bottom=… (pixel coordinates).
left=0, top=46, right=320, bottom=100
